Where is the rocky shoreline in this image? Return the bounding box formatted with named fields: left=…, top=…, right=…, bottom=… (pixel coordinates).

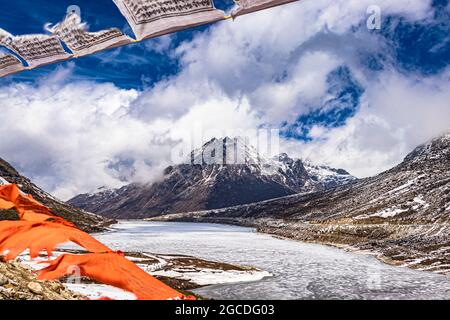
left=256, top=221, right=450, bottom=276
left=0, top=258, right=83, bottom=300
left=148, top=215, right=450, bottom=276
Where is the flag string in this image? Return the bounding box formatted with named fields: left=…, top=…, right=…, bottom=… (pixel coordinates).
left=0, top=1, right=302, bottom=77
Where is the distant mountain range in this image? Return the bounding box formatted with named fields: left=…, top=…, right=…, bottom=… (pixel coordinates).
left=153, top=133, right=450, bottom=274
left=0, top=158, right=112, bottom=232
left=69, top=137, right=356, bottom=219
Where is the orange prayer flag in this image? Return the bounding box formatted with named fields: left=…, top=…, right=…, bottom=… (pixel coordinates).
left=1, top=184, right=185, bottom=300
left=0, top=184, right=71, bottom=224
left=0, top=221, right=34, bottom=244
left=0, top=184, right=20, bottom=209
left=14, top=195, right=70, bottom=224
left=0, top=221, right=111, bottom=260
left=0, top=197, right=15, bottom=210
left=38, top=252, right=186, bottom=300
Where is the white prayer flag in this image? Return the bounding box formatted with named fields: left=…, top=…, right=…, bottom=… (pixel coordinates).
left=112, top=0, right=225, bottom=41
left=48, top=13, right=133, bottom=57
left=232, top=0, right=299, bottom=18
left=0, top=53, right=25, bottom=78
left=0, top=29, right=72, bottom=68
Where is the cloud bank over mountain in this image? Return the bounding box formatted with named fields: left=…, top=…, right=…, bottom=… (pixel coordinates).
left=0, top=0, right=449, bottom=199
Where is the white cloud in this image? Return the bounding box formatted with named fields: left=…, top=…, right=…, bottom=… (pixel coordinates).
left=0, top=72, right=138, bottom=199
left=0, top=0, right=447, bottom=198
left=131, top=0, right=433, bottom=125
left=143, top=34, right=174, bottom=54
left=251, top=51, right=341, bottom=123
left=0, top=69, right=263, bottom=200
left=283, top=69, right=450, bottom=177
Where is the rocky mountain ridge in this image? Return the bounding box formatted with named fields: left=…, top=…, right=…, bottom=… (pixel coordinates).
left=69, top=137, right=356, bottom=219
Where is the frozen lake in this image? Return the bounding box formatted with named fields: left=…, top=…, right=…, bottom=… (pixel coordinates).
left=96, top=221, right=450, bottom=300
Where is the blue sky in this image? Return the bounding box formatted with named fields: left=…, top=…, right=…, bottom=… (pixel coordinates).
left=0, top=0, right=449, bottom=199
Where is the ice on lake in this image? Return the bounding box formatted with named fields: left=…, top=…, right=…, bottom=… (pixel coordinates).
left=95, top=221, right=450, bottom=300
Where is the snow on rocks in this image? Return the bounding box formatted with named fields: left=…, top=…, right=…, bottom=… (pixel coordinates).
left=0, top=176, right=9, bottom=186
left=65, top=283, right=136, bottom=300
left=370, top=208, right=409, bottom=218
left=151, top=267, right=271, bottom=287
left=413, top=196, right=430, bottom=210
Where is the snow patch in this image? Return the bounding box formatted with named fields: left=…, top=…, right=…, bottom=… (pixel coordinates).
left=388, top=179, right=416, bottom=194
left=303, top=161, right=356, bottom=185
left=0, top=176, right=10, bottom=186
left=151, top=268, right=272, bottom=286
left=370, top=208, right=408, bottom=218
left=413, top=196, right=430, bottom=210
left=66, top=283, right=136, bottom=300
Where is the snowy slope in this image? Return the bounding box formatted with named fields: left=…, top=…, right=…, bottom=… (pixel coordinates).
left=302, top=160, right=356, bottom=190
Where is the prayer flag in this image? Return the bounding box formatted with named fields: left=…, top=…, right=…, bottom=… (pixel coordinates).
left=48, top=13, right=133, bottom=57
left=232, top=0, right=299, bottom=18
left=0, top=53, right=25, bottom=78
left=0, top=28, right=72, bottom=69
left=112, top=0, right=225, bottom=41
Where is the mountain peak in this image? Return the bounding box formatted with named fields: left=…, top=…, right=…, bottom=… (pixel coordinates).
left=69, top=138, right=356, bottom=219
left=0, top=157, right=20, bottom=177
left=190, top=136, right=262, bottom=166
left=402, top=132, right=450, bottom=167
left=277, top=153, right=295, bottom=165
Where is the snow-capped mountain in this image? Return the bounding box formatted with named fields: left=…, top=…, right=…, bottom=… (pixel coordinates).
left=0, top=157, right=112, bottom=232
left=156, top=133, right=450, bottom=274
left=302, top=160, right=356, bottom=190
left=174, top=133, right=449, bottom=223
left=69, top=137, right=356, bottom=219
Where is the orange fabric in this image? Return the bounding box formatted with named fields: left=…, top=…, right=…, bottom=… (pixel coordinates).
left=0, top=198, right=15, bottom=209
left=0, top=221, right=111, bottom=260
left=0, top=184, right=185, bottom=300
left=38, top=252, right=185, bottom=300
left=14, top=195, right=69, bottom=224
left=0, top=221, right=32, bottom=244
left=0, top=184, right=70, bottom=224
left=0, top=184, right=20, bottom=209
